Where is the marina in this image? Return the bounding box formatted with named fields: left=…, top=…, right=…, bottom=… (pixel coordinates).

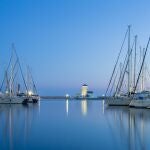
left=1, top=0, right=150, bottom=149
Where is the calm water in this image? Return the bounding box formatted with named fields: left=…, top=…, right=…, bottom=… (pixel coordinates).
left=0, top=99, right=150, bottom=150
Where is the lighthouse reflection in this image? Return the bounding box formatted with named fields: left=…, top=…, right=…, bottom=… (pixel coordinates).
left=65, top=99, right=88, bottom=116
left=81, top=99, right=88, bottom=116
left=65, top=99, right=150, bottom=149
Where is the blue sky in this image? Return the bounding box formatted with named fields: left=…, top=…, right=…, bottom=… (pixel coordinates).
left=0, top=0, right=150, bottom=95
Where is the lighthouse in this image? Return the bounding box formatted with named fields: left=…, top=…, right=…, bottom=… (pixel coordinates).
left=81, top=84, right=88, bottom=98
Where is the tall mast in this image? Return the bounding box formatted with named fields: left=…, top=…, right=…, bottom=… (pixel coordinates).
left=133, top=37, right=150, bottom=94
left=115, top=38, right=135, bottom=96
left=139, top=47, right=142, bottom=91
left=141, top=48, right=145, bottom=91
left=128, top=25, right=131, bottom=95
left=133, top=35, right=137, bottom=90
left=12, top=44, right=29, bottom=95
left=9, top=48, right=13, bottom=97
left=105, top=28, right=128, bottom=96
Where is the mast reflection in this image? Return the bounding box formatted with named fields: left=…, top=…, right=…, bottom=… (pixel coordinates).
left=0, top=104, right=40, bottom=150
left=105, top=105, right=150, bottom=150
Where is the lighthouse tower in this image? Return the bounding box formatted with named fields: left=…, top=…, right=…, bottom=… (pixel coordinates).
left=81, top=84, right=88, bottom=98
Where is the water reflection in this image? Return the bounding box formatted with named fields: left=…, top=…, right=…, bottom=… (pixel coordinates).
left=1, top=100, right=150, bottom=150
left=0, top=103, right=40, bottom=150
left=81, top=99, right=88, bottom=116
left=66, top=99, right=69, bottom=116
left=102, top=100, right=105, bottom=114
left=105, top=105, right=150, bottom=150
left=65, top=99, right=88, bottom=116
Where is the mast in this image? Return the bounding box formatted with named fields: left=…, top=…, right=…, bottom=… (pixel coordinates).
left=133, top=35, right=137, bottom=90
left=109, top=64, right=120, bottom=96
left=9, top=49, right=13, bottom=97
left=128, top=25, right=131, bottom=95
left=133, top=37, right=150, bottom=94
left=12, top=44, right=29, bottom=95
left=115, top=39, right=135, bottom=96
left=105, top=28, right=128, bottom=96
left=141, top=48, right=145, bottom=91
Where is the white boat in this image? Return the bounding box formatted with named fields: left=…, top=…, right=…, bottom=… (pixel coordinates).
left=105, top=96, right=131, bottom=106
left=28, top=95, right=40, bottom=103
left=129, top=98, right=150, bottom=108
left=17, top=93, right=40, bottom=103
left=129, top=91, right=150, bottom=108
left=133, top=90, right=150, bottom=99
left=0, top=94, right=28, bottom=104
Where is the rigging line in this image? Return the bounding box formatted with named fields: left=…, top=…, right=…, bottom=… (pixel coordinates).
left=0, top=58, right=19, bottom=91
left=5, top=71, right=9, bottom=91
left=115, top=38, right=135, bottom=96
left=4, top=59, right=19, bottom=91
left=12, top=44, right=29, bottom=94
left=145, top=64, right=150, bottom=81
left=113, top=40, right=134, bottom=97
left=133, top=37, right=150, bottom=95
left=114, top=50, right=128, bottom=96
left=109, top=63, right=120, bottom=96
left=105, top=28, right=129, bottom=96
left=10, top=68, right=19, bottom=92
left=0, top=49, right=14, bottom=91
left=28, top=67, right=38, bottom=94
left=133, top=35, right=137, bottom=89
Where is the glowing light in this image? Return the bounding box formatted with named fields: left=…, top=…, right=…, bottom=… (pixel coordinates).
left=5, top=91, right=9, bottom=94
left=66, top=94, right=69, bottom=98
left=28, top=91, right=33, bottom=96
left=81, top=84, right=88, bottom=97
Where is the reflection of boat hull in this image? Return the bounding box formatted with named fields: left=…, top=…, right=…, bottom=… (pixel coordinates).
left=0, top=96, right=28, bottom=104
left=129, top=99, right=150, bottom=108
left=105, top=97, right=131, bottom=106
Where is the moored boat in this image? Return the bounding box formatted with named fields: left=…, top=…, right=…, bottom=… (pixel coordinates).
left=105, top=96, right=131, bottom=106
left=129, top=98, right=150, bottom=108
left=0, top=94, right=28, bottom=104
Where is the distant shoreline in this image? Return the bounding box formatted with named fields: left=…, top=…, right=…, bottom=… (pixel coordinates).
left=40, top=96, right=107, bottom=100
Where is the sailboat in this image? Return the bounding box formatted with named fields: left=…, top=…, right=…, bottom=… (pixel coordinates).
left=129, top=37, right=150, bottom=108
left=105, top=25, right=133, bottom=106
left=18, top=66, right=40, bottom=103
left=0, top=44, right=29, bottom=104
left=129, top=38, right=150, bottom=108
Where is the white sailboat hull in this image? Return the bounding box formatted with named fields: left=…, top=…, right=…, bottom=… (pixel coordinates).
left=0, top=96, right=27, bottom=104
left=28, top=95, right=40, bottom=103
left=129, top=99, right=150, bottom=108
left=105, top=97, right=131, bottom=106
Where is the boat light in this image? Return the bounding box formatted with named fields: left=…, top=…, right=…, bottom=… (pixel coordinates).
left=28, top=91, right=33, bottom=96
